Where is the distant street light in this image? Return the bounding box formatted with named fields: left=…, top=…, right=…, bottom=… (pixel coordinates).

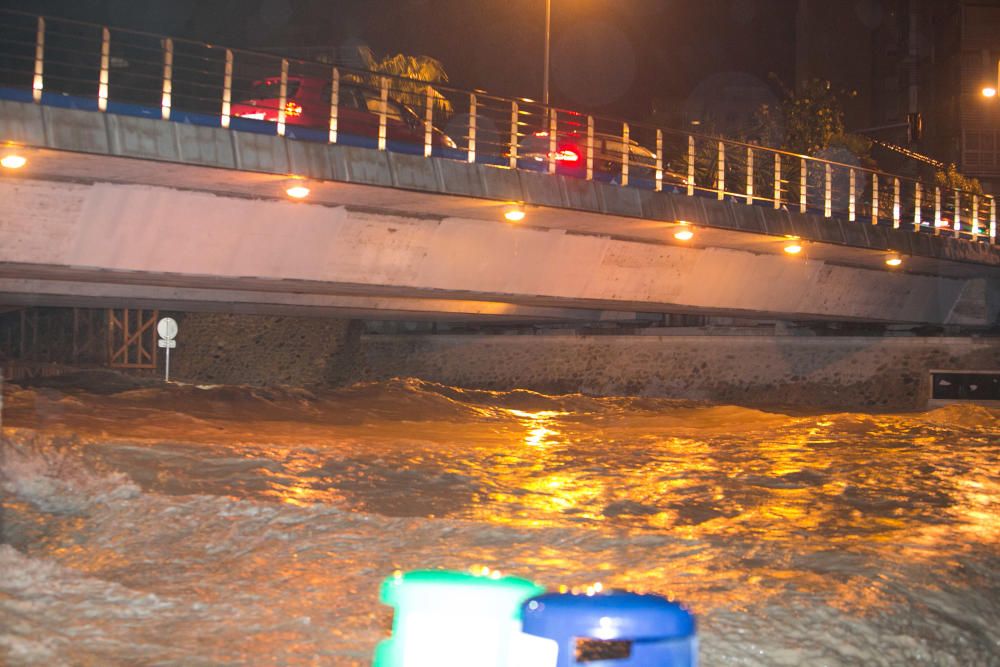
left=982, top=60, right=1000, bottom=99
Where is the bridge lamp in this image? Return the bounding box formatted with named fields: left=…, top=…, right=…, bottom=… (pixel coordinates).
left=673, top=221, right=694, bottom=241
left=504, top=204, right=526, bottom=222
left=1, top=152, right=27, bottom=169
left=783, top=237, right=803, bottom=255
left=285, top=182, right=311, bottom=199
left=885, top=255, right=903, bottom=267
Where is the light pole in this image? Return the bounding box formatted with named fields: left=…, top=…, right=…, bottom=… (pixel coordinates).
left=543, top=0, right=551, bottom=107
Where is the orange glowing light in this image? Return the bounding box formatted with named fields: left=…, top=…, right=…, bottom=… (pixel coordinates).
left=286, top=184, right=310, bottom=199
left=1, top=154, right=26, bottom=169
left=504, top=205, right=526, bottom=222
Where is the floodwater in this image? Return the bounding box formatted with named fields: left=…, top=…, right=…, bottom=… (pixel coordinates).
left=1, top=374, right=998, bottom=666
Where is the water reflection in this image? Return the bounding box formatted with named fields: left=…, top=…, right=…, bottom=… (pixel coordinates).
left=4, top=382, right=997, bottom=553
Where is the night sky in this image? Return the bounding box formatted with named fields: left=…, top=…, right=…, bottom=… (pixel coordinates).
left=0, top=0, right=798, bottom=121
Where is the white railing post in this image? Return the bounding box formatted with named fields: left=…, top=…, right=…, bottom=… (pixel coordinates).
left=32, top=17, right=44, bottom=103
left=799, top=158, right=807, bottom=213
left=746, top=146, right=754, bottom=205
left=934, top=186, right=942, bottom=233
left=508, top=101, right=518, bottom=169
left=548, top=110, right=557, bottom=175
left=98, top=27, right=110, bottom=111
left=586, top=115, right=594, bottom=181
left=972, top=194, right=979, bottom=237
left=160, top=38, right=173, bottom=121
left=953, top=190, right=961, bottom=233
left=990, top=196, right=997, bottom=243
left=773, top=153, right=781, bottom=209
left=716, top=141, right=725, bottom=200
left=892, top=177, right=901, bottom=228
left=329, top=67, right=340, bottom=143
left=848, top=168, right=856, bottom=221
left=277, top=59, right=288, bottom=137
left=621, top=122, right=630, bottom=187
left=687, top=135, right=695, bottom=196
left=221, top=49, right=233, bottom=128
left=377, top=76, right=388, bottom=150
left=824, top=163, right=832, bottom=218
left=913, top=182, right=922, bottom=232
left=328, top=67, right=340, bottom=144
left=871, top=173, right=879, bottom=224
left=424, top=84, right=434, bottom=158
left=467, top=92, right=477, bottom=163
left=655, top=129, right=663, bottom=192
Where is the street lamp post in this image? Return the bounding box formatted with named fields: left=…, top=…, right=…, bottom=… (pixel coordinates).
left=543, top=0, right=551, bottom=107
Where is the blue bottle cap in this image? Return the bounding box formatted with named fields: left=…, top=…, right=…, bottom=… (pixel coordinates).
left=521, top=590, right=695, bottom=641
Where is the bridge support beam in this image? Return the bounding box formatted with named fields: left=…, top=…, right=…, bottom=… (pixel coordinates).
left=0, top=177, right=994, bottom=326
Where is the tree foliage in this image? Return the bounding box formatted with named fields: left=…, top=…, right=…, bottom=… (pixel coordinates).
left=935, top=163, right=982, bottom=195
left=352, top=47, right=453, bottom=115
left=753, top=76, right=870, bottom=160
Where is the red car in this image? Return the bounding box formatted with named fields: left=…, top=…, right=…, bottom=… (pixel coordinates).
left=516, top=129, right=688, bottom=186
left=233, top=76, right=456, bottom=148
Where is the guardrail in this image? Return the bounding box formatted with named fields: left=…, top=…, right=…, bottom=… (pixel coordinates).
left=0, top=9, right=995, bottom=245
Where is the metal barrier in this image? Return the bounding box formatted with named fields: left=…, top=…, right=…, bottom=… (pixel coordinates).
left=0, top=9, right=995, bottom=245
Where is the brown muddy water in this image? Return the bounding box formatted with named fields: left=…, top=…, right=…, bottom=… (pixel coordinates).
left=1, top=375, right=998, bottom=665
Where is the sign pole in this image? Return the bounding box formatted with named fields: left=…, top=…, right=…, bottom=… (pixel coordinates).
left=156, top=317, right=178, bottom=383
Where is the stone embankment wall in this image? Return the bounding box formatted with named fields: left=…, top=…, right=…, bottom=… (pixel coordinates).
left=169, top=313, right=360, bottom=387
left=124, top=311, right=999, bottom=411
left=359, top=333, right=1000, bottom=410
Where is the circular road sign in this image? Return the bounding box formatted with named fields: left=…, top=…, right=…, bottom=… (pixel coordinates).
left=157, top=317, right=178, bottom=341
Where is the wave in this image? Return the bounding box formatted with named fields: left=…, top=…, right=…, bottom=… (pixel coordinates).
left=1, top=432, right=141, bottom=515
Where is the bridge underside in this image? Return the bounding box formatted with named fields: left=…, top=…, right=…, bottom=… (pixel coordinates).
left=0, top=271, right=640, bottom=323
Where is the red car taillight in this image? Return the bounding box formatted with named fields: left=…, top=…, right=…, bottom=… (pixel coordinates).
left=550, top=146, right=580, bottom=163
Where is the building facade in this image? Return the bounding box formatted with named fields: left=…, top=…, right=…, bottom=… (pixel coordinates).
left=796, top=0, right=1000, bottom=193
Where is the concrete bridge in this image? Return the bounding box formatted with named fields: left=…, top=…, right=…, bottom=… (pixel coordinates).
left=1, top=97, right=998, bottom=327
left=0, top=11, right=997, bottom=328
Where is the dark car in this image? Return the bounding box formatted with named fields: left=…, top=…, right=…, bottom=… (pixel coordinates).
left=516, top=129, right=686, bottom=187
left=233, top=76, right=456, bottom=148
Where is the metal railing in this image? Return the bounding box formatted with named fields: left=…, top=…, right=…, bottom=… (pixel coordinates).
left=0, top=9, right=995, bottom=246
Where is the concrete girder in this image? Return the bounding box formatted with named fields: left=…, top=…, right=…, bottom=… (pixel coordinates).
left=0, top=177, right=992, bottom=325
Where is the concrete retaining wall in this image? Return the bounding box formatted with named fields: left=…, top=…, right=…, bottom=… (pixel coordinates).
left=359, top=333, right=1000, bottom=410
